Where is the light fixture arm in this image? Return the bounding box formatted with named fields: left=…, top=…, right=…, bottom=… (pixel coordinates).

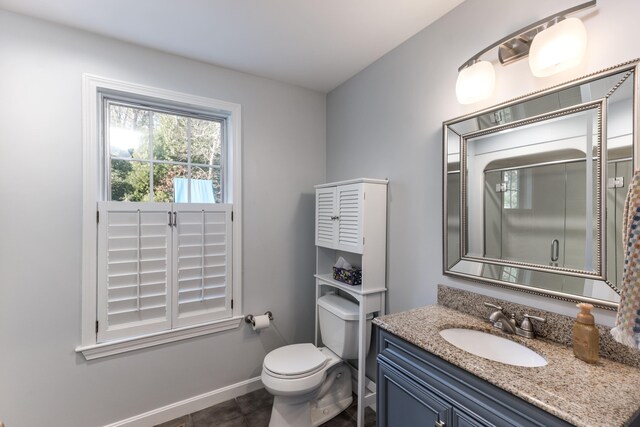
left=458, top=0, right=596, bottom=71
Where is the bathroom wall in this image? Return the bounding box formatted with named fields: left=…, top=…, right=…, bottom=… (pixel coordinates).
left=0, top=10, right=325, bottom=427
left=326, top=0, right=640, bottom=325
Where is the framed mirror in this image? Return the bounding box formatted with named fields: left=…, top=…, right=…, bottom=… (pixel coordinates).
left=443, top=60, right=639, bottom=309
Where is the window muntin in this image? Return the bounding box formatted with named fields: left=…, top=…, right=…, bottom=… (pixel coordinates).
left=106, top=100, right=225, bottom=203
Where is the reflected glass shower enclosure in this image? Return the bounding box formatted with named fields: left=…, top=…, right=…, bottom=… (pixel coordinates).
left=483, top=160, right=596, bottom=272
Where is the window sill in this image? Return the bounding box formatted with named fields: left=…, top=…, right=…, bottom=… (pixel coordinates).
left=76, top=316, right=243, bottom=360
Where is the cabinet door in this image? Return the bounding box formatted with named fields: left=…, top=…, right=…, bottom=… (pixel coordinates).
left=316, top=187, right=337, bottom=248
left=336, top=183, right=364, bottom=253
left=378, top=361, right=451, bottom=427
left=453, top=408, right=491, bottom=427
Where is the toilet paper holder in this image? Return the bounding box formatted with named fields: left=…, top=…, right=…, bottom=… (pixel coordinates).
left=245, top=311, right=273, bottom=327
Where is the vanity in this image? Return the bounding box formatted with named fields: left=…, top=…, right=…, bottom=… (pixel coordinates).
left=374, top=302, right=640, bottom=427
left=390, top=59, right=640, bottom=426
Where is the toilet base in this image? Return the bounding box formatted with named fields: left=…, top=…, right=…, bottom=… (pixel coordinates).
left=310, top=365, right=353, bottom=426
left=268, top=365, right=352, bottom=427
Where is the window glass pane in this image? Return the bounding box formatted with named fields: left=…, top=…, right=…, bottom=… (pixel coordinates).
left=191, top=166, right=221, bottom=203
left=153, top=113, right=188, bottom=163
left=109, top=105, right=149, bottom=160
left=153, top=164, right=188, bottom=203
left=111, top=160, right=151, bottom=201
left=191, top=119, right=222, bottom=166
left=106, top=99, right=225, bottom=204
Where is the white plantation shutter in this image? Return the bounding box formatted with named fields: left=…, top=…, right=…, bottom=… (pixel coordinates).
left=173, top=204, right=233, bottom=328
left=316, top=187, right=337, bottom=248
left=337, top=184, right=363, bottom=253
left=97, top=202, right=172, bottom=342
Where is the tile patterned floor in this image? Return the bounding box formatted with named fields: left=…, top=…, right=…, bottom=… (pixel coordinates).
left=155, top=388, right=376, bottom=427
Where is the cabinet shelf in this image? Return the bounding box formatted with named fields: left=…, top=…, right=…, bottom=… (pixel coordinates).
left=315, top=274, right=386, bottom=296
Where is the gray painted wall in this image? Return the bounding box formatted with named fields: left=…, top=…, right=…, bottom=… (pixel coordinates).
left=326, top=0, right=640, bottom=325
left=0, top=10, right=325, bottom=427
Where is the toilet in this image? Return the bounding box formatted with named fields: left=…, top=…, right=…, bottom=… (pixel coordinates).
left=261, top=293, right=373, bottom=427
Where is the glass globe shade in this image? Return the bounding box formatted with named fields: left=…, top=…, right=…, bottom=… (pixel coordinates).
left=455, top=61, right=495, bottom=105
left=529, top=17, right=588, bottom=77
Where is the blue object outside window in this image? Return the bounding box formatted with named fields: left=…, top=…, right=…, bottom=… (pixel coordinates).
left=173, top=178, right=216, bottom=203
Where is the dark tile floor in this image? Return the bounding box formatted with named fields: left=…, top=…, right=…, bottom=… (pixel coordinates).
left=155, top=388, right=376, bottom=427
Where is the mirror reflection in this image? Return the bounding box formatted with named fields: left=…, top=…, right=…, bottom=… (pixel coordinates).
left=465, top=107, right=600, bottom=275
left=444, top=62, right=637, bottom=308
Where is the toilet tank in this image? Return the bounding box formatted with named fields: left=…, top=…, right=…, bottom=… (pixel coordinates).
left=317, top=294, right=373, bottom=359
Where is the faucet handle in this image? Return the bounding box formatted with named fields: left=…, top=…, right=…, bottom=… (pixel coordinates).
left=484, top=302, right=503, bottom=311
left=521, top=314, right=546, bottom=332
left=523, top=314, right=546, bottom=322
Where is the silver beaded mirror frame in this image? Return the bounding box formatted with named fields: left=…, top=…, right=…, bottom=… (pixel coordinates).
left=443, top=60, right=639, bottom=309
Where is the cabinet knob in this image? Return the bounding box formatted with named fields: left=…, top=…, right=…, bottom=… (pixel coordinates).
left=435, top=420, right=446, bottom=427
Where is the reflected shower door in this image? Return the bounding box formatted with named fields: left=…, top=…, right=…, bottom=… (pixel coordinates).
left=500, top=164, right=567, bottom=267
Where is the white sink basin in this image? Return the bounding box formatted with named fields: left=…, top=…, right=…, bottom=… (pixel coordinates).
left=439, top=328, right=547, bottom=367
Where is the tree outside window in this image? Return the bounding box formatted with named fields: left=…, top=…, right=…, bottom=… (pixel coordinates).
left=108, top=103, right=223, bottom=203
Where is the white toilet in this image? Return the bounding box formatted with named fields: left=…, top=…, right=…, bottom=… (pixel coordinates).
left=261, top=293, right=373, bottom=427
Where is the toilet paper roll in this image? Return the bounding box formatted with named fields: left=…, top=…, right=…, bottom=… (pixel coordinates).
left=252, top=314, right=271, bottom=331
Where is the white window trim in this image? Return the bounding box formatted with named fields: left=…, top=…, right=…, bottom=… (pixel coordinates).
left=77, top=74, right=243, bottom=359
left=77, top=317, right=243, bottom=360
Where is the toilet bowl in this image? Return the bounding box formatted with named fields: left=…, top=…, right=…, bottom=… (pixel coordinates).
left=262, top=345, right=352, bottom=426
left=261, top=294, right=373, bottom=427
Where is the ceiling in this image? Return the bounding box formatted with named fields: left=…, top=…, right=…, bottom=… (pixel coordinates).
left=0, top=0, right=464, bottom=92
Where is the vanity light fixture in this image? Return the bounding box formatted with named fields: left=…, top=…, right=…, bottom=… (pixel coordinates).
left=455, top=0, right=596, bottom=104
left=529, top=17, right=588, bottom=77
left=455, top=60, right=495, bottom=105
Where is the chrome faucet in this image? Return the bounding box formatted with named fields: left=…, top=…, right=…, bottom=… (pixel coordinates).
left=484, top=302, right=546, bottom=339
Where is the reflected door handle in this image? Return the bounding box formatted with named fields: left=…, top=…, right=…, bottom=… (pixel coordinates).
left=550, top=239, right=559, bottom=262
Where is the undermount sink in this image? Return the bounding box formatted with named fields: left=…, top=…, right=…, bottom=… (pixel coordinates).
left=439, top=328, right=547, bottom=367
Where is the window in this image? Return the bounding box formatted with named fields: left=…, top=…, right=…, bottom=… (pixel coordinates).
left=107, top=101, right=224, bottom=203
left=502, top=168, right=533, bottom=210
left=79, top=75, right=242, bottom=359
left=502, top=169, right=520, bottom=209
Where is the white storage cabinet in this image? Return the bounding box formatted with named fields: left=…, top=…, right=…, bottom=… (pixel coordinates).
left=313, top=178, right=388, bottom=427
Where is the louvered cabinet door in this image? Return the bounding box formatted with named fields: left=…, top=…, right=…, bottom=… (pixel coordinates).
left=316, top=187, right=337, bottom=248
left=97, top=202, right=172, bottom=343
left=336, top=184, right=364, bottom=253
left=173, top=203, right=232, bottom=328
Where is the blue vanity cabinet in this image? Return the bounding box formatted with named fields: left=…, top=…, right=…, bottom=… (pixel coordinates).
left=378, top=360, right=451, bottom=426
left=376, top=328, right=572, bottom=427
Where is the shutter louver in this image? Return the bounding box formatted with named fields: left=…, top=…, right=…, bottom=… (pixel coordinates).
left=337, top=184, right=363, bottom=253
left=316, top=188, right=336, bottom=247
left=174, top=203, right=232, bottom=327
left=97, top=202, right=172, bottom=342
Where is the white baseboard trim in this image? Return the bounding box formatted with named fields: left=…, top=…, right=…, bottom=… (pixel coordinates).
left=104, top=376, right=264, bottom=427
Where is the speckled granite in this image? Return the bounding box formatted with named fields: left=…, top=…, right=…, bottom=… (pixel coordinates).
left=437, top=284, right=640, bottom=368
left=374, top=305, right=640, bottom=427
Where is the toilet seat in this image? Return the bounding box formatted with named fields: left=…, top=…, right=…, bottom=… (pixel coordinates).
left=262, top=345, right=343, bottom=397
left=263, top=344, right=328, bottom=379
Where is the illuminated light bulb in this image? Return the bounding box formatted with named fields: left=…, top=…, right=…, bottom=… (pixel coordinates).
left=455, top=60, right=495, bottom=105
left=529, top=17, right=588, bottom=77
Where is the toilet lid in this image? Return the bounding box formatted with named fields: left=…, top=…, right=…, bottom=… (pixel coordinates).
left=263, top=343, right=328, bottom=377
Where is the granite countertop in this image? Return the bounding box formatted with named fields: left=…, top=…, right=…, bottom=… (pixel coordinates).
left=374, top=305, right=640, bottom=427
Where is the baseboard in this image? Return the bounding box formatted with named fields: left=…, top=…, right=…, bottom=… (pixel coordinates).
left=103, top=376, right=263, bottom=427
